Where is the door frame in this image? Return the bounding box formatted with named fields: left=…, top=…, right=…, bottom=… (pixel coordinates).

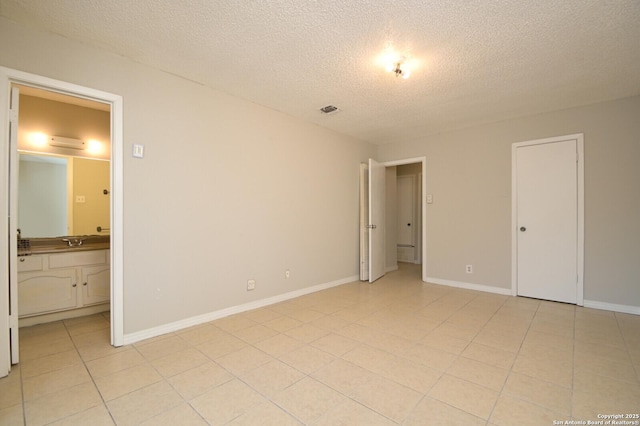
left=511, top=134, right=584, bottom=304
left=384, top=157, right=427, bottom=282
left=0, top=66, right=124, bottom=376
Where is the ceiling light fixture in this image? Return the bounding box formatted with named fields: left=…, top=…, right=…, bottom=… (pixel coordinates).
left=386, top=57, right=411, bottom=79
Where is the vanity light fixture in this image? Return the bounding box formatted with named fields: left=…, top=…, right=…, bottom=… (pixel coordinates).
left=49, top=136, right=85, bottom=150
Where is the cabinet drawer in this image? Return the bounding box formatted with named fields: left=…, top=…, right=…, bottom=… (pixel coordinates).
left=17, top=256, right=43, bottom=272
left=49, top=250, right=107, bottom=269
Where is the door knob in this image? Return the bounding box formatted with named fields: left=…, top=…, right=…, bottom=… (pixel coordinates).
left=520, top=227, right=526, bottom=232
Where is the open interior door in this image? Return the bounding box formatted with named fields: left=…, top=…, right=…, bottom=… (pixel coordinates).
left=8, top=86, right=20, bottom=365
left=368, top=159, right=386, bottom=282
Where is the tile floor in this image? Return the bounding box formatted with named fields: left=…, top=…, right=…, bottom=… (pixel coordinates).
left=1, top=263, right=639, bottom=425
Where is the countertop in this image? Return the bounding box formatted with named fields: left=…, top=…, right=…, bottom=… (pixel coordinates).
left=18, top=235, right=110, bottom=255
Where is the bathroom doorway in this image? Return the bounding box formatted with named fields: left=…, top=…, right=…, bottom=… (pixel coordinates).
left=0, top=67, right=124, bottom=376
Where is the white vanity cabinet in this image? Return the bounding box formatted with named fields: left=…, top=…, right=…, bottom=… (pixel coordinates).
left=18, top=249, right=110, bottom=320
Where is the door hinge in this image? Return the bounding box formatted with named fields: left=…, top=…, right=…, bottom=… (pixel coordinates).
left=9, top=314, right=18, bottom=329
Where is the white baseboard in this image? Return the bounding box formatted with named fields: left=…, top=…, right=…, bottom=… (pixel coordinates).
left=583, top=300, right=640, bottom=315
left=123, top=275, right=359, bottom=345
left=425, top=277, right=512, bottom=296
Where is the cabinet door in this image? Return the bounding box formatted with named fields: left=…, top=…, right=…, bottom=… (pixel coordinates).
left=18, top=269, right=78, bottom=317
left=81, top=266, right=110, bottom=306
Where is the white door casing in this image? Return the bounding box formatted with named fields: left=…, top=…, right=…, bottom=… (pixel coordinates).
left=368, top=159, right=386, bottom=282
left=359, top=163, right=369, bottom=281
left=0, top=66, right=125, bottom=377
left=512, top=134, right=584, bottom=304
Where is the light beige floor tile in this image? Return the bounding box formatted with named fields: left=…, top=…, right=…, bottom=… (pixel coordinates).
left=240, top=359, right=304, bottom=397
left=365, top=330, right=415, bottom=355
left=167, top=361, right=233, bottom=400
left=432, top=322, right=480, bottom=341
left=310, top=332, right=360, bottom=356
left=76, top=341, right=130, bottom=362
left=473, top=328, right=525, bottom=353
left=285, top=307, right=325, bottom=323
left=23, top=364, right=91, bottom=401
left=311, top=358, right=375, bottom=395
left=574, top=340, right=631, bottom=364
left=337, top=323, right=379, bottom=342
left=176, top=323, right=226, bottom=345
left=64, top=315, right=110, bottom=337
left=572, top=370, right=640, bottom=417
left=0, top=369, right=22, bottom=410
left=341, top=344, right=397, bottom=373
left=521, top=329, right=574, bottom=353
left=263, top=316, right=303, bottom=332
left=241, top=307, right=282, bottom=323
left=70, top=329, right=110, bottom=348
left=272, top=377, right=349, bottom=424
left=310, top=313, right=351, bottom=330
left=529, top=316, right=574, bottom=338
left=511, top=354, right=573, bottom=388
left=350, top=374, right=423, bottom=423
left=106, top=381, right=184, bottom=426
left=447, top=356, right=509, bottom=391
left=24, top=381, right=103, bottom=426
left=422, top=331, right=470, bottom=355
left=19, top=335, right=75, bottom=361
left=404, top=396, right=485, bottom=426
left=254, top=333, right=304, bottom=357
left=284, top=323, right=330, bottom=343
left=214, top=313, right=259, bottom=333
left=401, top=343, right=457, bottom=371
left=94, top=363, right=162, bottom=401
left=574, top=351, right=638, bottom=383
left=21, top=349, right=83, bottom=378
left=190, top=379, right=267, bottom=424
left=47, top=404, right=115, bottom=426
left=195, top=333, right=247, bottom=359
left=279, top=344, right=336, bottom=374
left=85, top=348, right=146, bottom=378
left=575, top=328, right=626, bottom=348
left=216, top=345, right=273, bottom=375
left=229, top=401, right=302, bottom=425
left=378, top=357, right=441, bottom=393
left=139, top=403, right=208, bottom=426
left=503, top=372, right=572, bottom=416
left=315, top=398, right=396, bottom=425
left=0, top=404, right=24, bottom=425
left=518, top=339, right=573, bottom=364
left=490, top=394, right=564, bottom=426
left=234, top=323, right=280, bottom=343
left=461, top=342, right=516, bottom=370
left=19, top=322, right=68, bottom=342
left=150, top=347, right=209, bottom=377
left=134, top=334, right=189, bottom=361
left=429, top=374, right=499, bottom=420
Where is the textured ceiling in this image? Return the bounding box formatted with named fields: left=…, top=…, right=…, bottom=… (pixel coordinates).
left=2, top=0, right=639, bottom=145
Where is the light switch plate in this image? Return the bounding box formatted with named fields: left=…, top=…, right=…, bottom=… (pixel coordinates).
left=132, top=144, right=145, bottom=158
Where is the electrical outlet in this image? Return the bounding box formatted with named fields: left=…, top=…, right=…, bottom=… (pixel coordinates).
left=285, top=269, right=290, bottom=279
left=247, top=279, right=255, bottom=291
left=465, top=265, right=473, bottom=274
left=75, top=195, right=86, bottom=203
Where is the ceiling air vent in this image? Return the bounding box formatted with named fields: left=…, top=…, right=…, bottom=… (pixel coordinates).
left=320, top=105, right=340, bottom=114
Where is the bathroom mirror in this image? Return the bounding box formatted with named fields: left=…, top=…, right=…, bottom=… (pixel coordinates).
left=18, top=152, right=110, bottom=238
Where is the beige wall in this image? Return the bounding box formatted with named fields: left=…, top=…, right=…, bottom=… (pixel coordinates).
left=1, top=17, right=375, bottom=334
left=73, top=157, right=110, bottom=235
left=378, top=95, right=640, bottom=308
